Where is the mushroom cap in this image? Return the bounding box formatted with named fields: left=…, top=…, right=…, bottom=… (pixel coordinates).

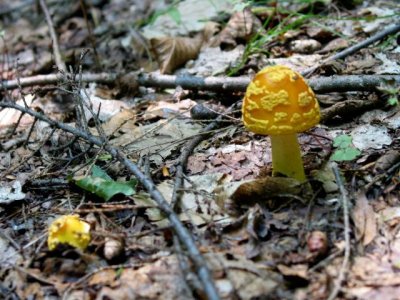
left=242, top=65, right=320, bottom=135
left=48, top=215, right=91, bottom=250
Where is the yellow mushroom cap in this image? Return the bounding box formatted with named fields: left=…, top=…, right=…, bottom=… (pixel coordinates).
left=48, top=215, right=91, bottom=251
left=242, top=65, right=320, bottom=135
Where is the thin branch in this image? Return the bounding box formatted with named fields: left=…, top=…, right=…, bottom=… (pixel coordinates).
left=1, top=73, right=115, bottom=89
left=1, top=72, right=399, bottom=93
left=174, top=235, right=199, bottom=298
left=171, top=102, right=239, bottom=210
left=320, top=98, right=381, bottom=122
left=0, top=100, right=220, bottom=300
left=137, top=73, right=400, bottom=93
left=302, top=22, right=400, bottom=76
left=328, top=163, right=351, bottom=300
left=79, top=0, right=101, bottom=70
left=39, top=0, right=67, bottom=72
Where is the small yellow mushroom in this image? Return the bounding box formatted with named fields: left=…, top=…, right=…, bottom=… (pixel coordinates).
left=48, top=215, right=91, bottom=251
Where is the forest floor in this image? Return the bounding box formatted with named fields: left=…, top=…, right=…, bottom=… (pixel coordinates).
left=0, top=0, right=399, bottom=299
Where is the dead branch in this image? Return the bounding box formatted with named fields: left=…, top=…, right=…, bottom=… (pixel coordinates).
left=302, top=22, right=400, bottom=76
left=328, top=163, right=351, bottom=300
left=0, top=100, right=220, bottom=300
left=1, top=72, right=399, bottom=93
left=320, top=98, right=381, bottom=122
left=171, top=102, right=239, bottom=210
left=137, top=73, right=400, bottom=93
left=39, top=0, right=67, bottom=72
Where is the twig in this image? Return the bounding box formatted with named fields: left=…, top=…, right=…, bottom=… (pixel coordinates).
left=302, top=22, right=400, bottom=76
left=328, top=163, right=351, bottom=300
left=14, top=265, right=56, bottom=286
left=320, top=98, right=381, bottom=122
left=1, top=72, right=399, bottom=93
left=171, top=102, right=239, bottom=210
left=39, top=0, right=67, bottom=72
left=78, top=0, right=101, bottom=70
left=3, top=127, right=56, bottom=176
left=174, top=236, right=198, bottom=298
left=55, top=204, right=155, bottom=214
left=0, top=100, right=220, bottom=300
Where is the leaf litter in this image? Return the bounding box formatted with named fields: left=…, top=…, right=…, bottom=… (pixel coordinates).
left=0, top=0, right=399, bottom=299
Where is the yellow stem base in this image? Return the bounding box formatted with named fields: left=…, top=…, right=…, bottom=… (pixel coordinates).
left=270, top=134, right=306, bottom=182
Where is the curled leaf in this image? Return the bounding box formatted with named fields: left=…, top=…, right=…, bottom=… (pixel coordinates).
left=373, top=150, right=400, bottom=174
left=213, top=8, right=264, bottom=48
left=48, top=215, right=91, bottom=251
left=73, top=165, right=137, bottom=201
left=151, top=34, right=203, bottom=74
left=353, top=192, right=377, bottom=246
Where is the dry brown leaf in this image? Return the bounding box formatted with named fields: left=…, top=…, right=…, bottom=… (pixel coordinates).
left=214, top=8, right=264, bottom=48
left=90, top=256, right=191, bottom=300
left=317, top=37, right=349, bottom=54
left=353, top=191, right=378, bottom=246
left=277, top=264, right=309, bottom=280
left=306, top=26, right=333, bottom=39
left=101, top=109, right=137, bottom=136
left=143, top=99, right=196, bottom=120
left=230, top=177, right=307, bottom=209
left=151, top=34, right=203, bottom=74
left=374, top=150, right=400, bottom=174
left=206, top=252, right=281, bottom=299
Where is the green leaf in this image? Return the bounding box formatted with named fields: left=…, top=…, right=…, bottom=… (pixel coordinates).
left=333, top=134, right=353, bottom=148
left=331, top=134, right=361, bottom=161
left=331, top=147, right=361, bottom=161
left=98, top=153, right=112, bottom=162
left=388, top=96, right=398, bottom=106
left=91, top=165, right=112, bottom=180
left=73, top=165, right=137, bottom=201
left=167, top=6, right=181, bottom=24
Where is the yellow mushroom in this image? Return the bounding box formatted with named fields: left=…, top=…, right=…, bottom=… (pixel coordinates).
left=48, top=215, right=91, bottom=251
left=242, top=65, right=320, bottom=181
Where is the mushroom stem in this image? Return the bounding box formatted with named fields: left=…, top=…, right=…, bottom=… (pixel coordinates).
left=270, top=134, right=306, bottom=182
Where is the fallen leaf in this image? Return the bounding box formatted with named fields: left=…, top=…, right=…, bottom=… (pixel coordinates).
left=277, top=264, right=309, bottom=280
left=113, top=118, right=203, bottom=165
left=92, top=256, right=192, bottom=300
left=73, top=165, right=137, bottom=201
left=351, top=124, right=392, bottom=151
left=143, top=99, right=196, bottom=120
left=374, top=150, right=400, bottom=174
left=206, top=252, right=281, bottom=299
left=155, top=173, right=229, bottom=225
left=214, top=8, right=264, bottom=48
left=0, top=181, right=26, bottom=205
left=230, top=177, right=307, bottom=210
left=151, top=34, right=203, bottom=74
left=352, top=191, right=377, bottom=246
left=141, top=0, right=233, bottom=38
left=101, top=109, right=137, bottom=136
left=318, top=37, right=349, bottom=54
